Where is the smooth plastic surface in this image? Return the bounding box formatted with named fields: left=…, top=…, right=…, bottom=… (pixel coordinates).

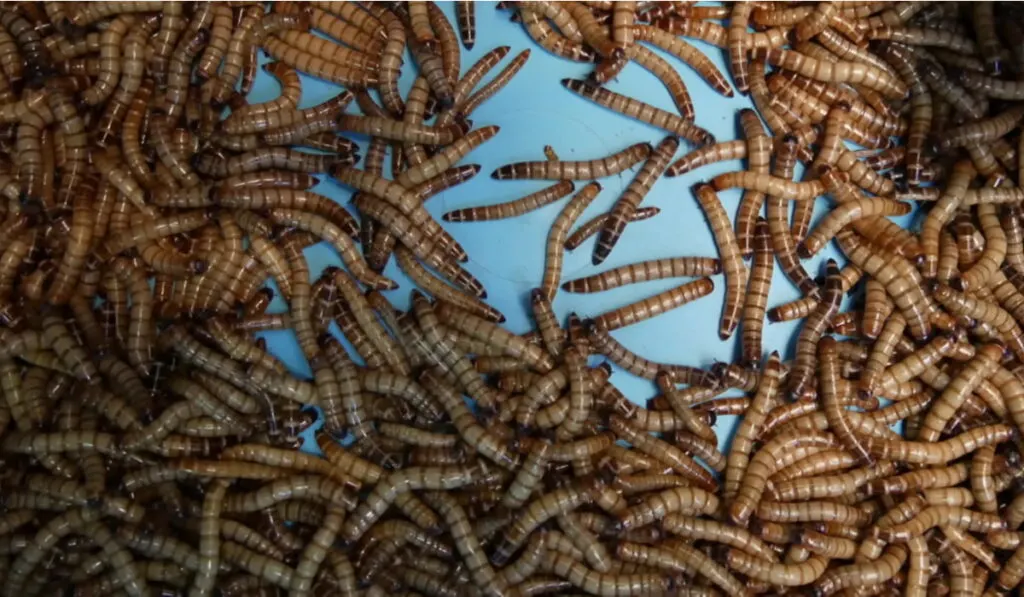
left=246, top=3, right=890, bottom=449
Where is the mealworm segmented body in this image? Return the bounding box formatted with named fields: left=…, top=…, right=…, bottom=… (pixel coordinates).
left=594, top=136, right=678, bottom=265
left=562, top=79, right=715, bottom=146
left=493, top=142, right=651, bottom=181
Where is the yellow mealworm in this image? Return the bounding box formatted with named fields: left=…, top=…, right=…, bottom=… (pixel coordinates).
left=540, top=181, right=602, bottom=300
left=755, top=47, right=908, bottom=99
left=694, top=183, right=746, bottom=340
left=591, top=277, right=714, bottom=331
left=493, top=142, right=651, bottom=181
left=609, top=415, right=717, bottom=491
left=563, top=257, right=720, bottom=293
left=562, top=79, right=714, bottom=145
left=741, top=219, right=773, bottom=366
left=616, top=540, right=742, bottom=596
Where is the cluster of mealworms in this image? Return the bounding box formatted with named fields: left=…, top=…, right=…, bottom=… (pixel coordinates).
left=1, top=0, right=1024, bottom=596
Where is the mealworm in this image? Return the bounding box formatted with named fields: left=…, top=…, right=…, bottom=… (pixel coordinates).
left=609, top=415, right=717, bottom=491
left=595, top=137, right=680, bottom=266
left=616, top=486, right=720, bottom=531
left=727, top=2, right=752, bottom=94
left=437, top=302, right=552, bottom=372
left=693, top=183, right=747, bottom=340
left=933, top=284, right=1024, bottom=359
left=739, top=219, right=774, bottom=366
left=837, top=230, right=935, bottom=341
left=918, top=343, right=1004, bottom=442
left=591, top=277, right=714, bottom=332
left=562, top=79, right=714, bottom=145
left=418, top=368, right=516, bottom=468
left=724, top=351, right=782, bottom=501
left=725, top=549, right=828, bottom=587
left=800, top=197, right=913, bottom=258
left=563, top=206, right=660, bottom=251
left=461, top=48, right=532, bottom=119
left=631, top=26, right=731, bottom=98
left=493, top=142, right=651, bottom=181
left=586, top=323, right=707, bottom=385
left=515, top=7, right=595, bottom=63
left=394, top=248, right=503, bottom=324
left=444, top=181, right=574, bottom=224
left=616, top=541, right=741, bottom=596
left=563, top=257, right=720, bottom=294
left=539, top=181, right=602, bottom=300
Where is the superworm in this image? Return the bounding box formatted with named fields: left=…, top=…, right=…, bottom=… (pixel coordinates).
left=564, top=206, right=660, bottom=251
left=626, top=44, right=694, bottom=119
left=726, top=2, right=752, bottom=94
left=0, top=4, right=1020, bottom=596
left=437, top=302, right=553, bottom=372
left=516, top=7, right=595, bottom=63
left=586, top=323, right=707, bottom=385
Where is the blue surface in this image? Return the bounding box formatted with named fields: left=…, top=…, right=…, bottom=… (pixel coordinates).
left=246, top=3, right=900, bottom=449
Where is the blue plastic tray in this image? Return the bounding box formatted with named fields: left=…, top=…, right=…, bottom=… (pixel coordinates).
left=246, top=2, right=896, bottom=450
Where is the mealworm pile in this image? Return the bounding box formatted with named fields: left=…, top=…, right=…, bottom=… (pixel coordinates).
left=3, top=0, right=1024, bottom=595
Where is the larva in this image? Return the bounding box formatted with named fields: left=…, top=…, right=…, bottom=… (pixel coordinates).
left=594, top=136, right=678, bottom=265
left=565, top=206, right=661, bottom=251
left=694, top=183, right=747, bottom=340
left=540, top=181, right=602, bottom=300
left=562, top=79, right=715, bottom=145
left=563, top=257, right=720, bottom=294
left=461, top=48, right=532, bottom=118
left=586, top=323, right=708, bottom=384
left=513, top=7, right=591, bottom=63
left=741, top=219, right=773, bottom=366
left=725, top=351, right=783, bottom=500
left=727, top=3, right=752, bottom=94
left=493, top=142, right=651, bottom=181
left=590, top=277, right=714, bottom=332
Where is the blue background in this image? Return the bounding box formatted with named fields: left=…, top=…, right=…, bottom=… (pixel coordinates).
left=244, top=2, right=901, bottom=451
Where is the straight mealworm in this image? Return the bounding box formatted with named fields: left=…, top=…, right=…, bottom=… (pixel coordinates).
left=562, top=257, right=720, bottom=293
left=590, top=277, right=714, bottom=332
left=492, top=142, right=651, bottom=180
left=443, top=181, right=575, bottom=222
left=694, top=184, right=746, bottom=340
left=562, top=79, right=715, bottom=146
left=541, top=182, right=602, bottom=301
